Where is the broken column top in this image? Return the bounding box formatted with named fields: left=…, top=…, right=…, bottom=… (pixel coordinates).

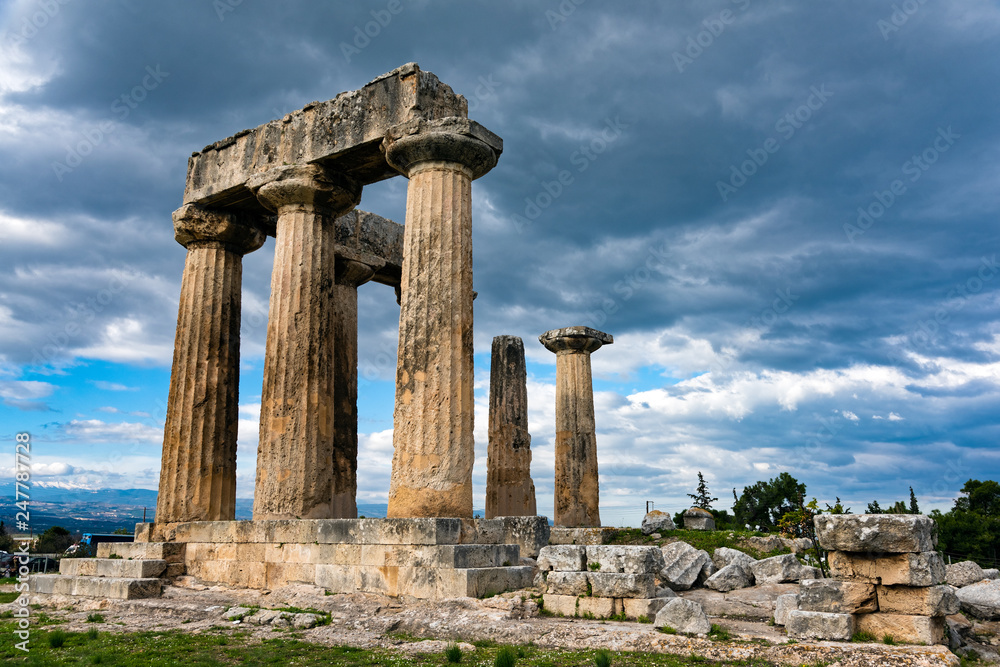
left=814, top=514, right=938, bottom=553
left=539, top=326, right=613, bottom=354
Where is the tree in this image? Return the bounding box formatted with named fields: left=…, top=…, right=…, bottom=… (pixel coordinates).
left=866, top=500, right=883, bottom=514
left=932, top=479, right=1000, bottom=568
left=0, top=521, right=14, bottom=553
left=34, top=526, right=73, bottom=554
left=954, top=479, right=1000, bottom=515
left=908, top=487, right=920, bottom=515
left=687, top=472, right=718, bottom=510
left=733, top=473, right=806, bottom=532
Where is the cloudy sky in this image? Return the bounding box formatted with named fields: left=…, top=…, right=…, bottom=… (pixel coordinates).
left=1, top=0, right=998, bottom=526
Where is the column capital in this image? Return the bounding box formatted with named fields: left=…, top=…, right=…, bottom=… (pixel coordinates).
left=382, top=117, right=502, bottom=180
left=172, top=204, right=266, bottom=254
left=335, top=255, right=378, bottom=288
left=539, top=326, right=613, bottom=355
left=248, top=164, right=361, bottom=217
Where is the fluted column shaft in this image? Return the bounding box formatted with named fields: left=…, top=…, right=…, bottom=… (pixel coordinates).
left=157, top=205, right=264, bottom=523
left=250, top=165, right=361, bottom=520
left=486, top=336, right=536, bottom=518
left=330, top=258, right=376, bottom=518
left=383, top=123, right=500, bottom=518
left=540, top=326, right=613, bottom=528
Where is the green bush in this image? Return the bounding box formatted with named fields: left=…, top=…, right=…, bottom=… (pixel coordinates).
left=444, top=643, right=462, bottom=663
left=48, top=629, right=67, bottom=648
left=495, top=646, right=518, bottom=667
left=87, top=613, right=105, bottom=623
left=594, top=648, right=613, bottom=667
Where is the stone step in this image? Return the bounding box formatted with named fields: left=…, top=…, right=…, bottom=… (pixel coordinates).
left=315, top=563, right=534, bottom=599
left=59, top=558, right=166, bottom=579
left=97, top=542, right=185, bottom=563
left=30, top=574, right=161, bottom=599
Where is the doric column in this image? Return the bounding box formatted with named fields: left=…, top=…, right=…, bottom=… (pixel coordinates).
left=157, top=204, right=265, bottom=523
left=382, top=118, right=502, bottom=518
left=486, top=336, right=537, bottom=518
left=330, top=255, right=377, bottom=518
left=248, top=165, right=361, bottom=520
left=539, top=326, right=614, bottom=528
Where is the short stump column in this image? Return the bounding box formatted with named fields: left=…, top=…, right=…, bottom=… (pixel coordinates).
left=382, top=118, right=502, bottom=518
left=249, top=165, right=362, bottom=520
left=539, top=326, right=613, bottom=528
left=157, top=204, right=265, bottom=523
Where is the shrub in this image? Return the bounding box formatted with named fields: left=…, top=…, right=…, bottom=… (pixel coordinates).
left=595, top=648, right=613, bottom=667
left=495, top=646, right=518, bottom=667
left=444, top=643, right=462, bottom=663
left=48, top=630, right=67, bottom=648
left=87, top=613, right=104, bottom=623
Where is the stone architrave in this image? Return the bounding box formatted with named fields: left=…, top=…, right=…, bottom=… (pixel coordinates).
left=382, top=118, right=502, bottom=518
left=486, top=335, right=537, bottom=518
left=539, top=326, right=613, bottom=528
left=249, top=164, right=362, bottom=520
left=157, top=204, right=265, bottom=523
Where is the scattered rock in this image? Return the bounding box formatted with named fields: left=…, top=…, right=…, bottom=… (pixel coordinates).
left=682, top=508, right=715, bottom=531
left=660, top=542, right=712, bottom=591
left=223, top=606, right=252, bottom=620
left=585, top=545, right=664, bottom=575
left=798, top=579, right=877, bottom=614
left=786, top=609, right=855, bottom=641
left=537, top=545, right=586, bottom=572
left=704, top=563, right=753, bottom=592
left=641, top=510, right=676, bottom=535
left=750, top=554, right=821, bottom=584
left=398, top=640, right=476, bottom=655
left=947, top=560, right=987, bottom=588
left=984, top=568, right=999, bottom=580
left=712, top=547, right=757, bottom=571
left=773, top=593, right=798, bottom=626
left=956, top=579, right=1000, bottom=620
left=814, top=514, right=937, bottom=553
left=876, top=584, right=959, bottom=617
left=653, top=598, right=711, bottom=635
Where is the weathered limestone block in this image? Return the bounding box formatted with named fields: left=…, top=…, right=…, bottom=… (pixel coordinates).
left=985, top=568, right=1000, bottom=580
left=946, top=560, right=987, bottom=587
left=538, top=545, right=587, bottom=572
left=546, top=571, right=589, bottom=596
left=955, top=579, right=1000, bottom=619
left=877, top=585, right=959, bottom=616
left=385, top=119, right=501, bottom=519
left=704, top=563, right=754, bottom=592
left=773, top=593, right=799, bottom=626
left=157, top=204, right=265, bottom=523
left=683, top=583, right=798, bottom=620
left=828, top=550, right=946, bottom=586
left=750, top=554, right=821, bottom=584
left=660, top=541, right=712, bottom=591
left=814, top=514, right=937, bottom=553
left=587, top=573, right=655, bottom=598
left=653, top=598, right=711, bottom=634
left=539, top=326, right=613, bottom=528
left=683, top=507, right=715, bottom=530
left=623, top=597, right=670, bottom=620
left=786, top=610, right=856, bottom=641
left=712, top=547, right=757, bottom=571
left=585, top=545, right=664, bottom=575
left=547, top=527, right=620, bottom=546
left=97, top=542, right=185, bottom=563
left=486, top=336, right=536, bottom=518
left=578, top=596, right=617, bottom=618
left=30, top=574, right=162, bottom=600
left=641, top=510, right=676, bottom=534
left=463, top=516, right=550, bottom=558
left=798, top=579, right=877, bottom=614
left=541, top=594, right=578, bottom=617
left=856, top=613, right=945, bottom=645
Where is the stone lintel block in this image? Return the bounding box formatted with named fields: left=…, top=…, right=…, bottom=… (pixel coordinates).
left=97, top=542, right=186, bottom=563
left=538, top=545, right=587, bottom=572
left=786, top=610, right=856, bottom=641
left=876, top=585, right=960, bottom=617
left=585, top=545, right=664, bottom=575
left=798, top=579, right=877, bottom=614
left=587, top=572, right=655, bottom=599
left=542, top=594, right=579, bottom=617
left=546, top=571, right=590, bottom=596
left=828, top=550, right=946, bottom=586
left=59, top=559, right=167, bottom=579
left=623, top=597, right=669, bottom=620
left=814, top=514, right=937, bottom=553
left=185, top=63, right=472, bottom=207
left=855, top=612, right=945, bottom=645
left=163, top=518, right=469, bottom=545
left=547, top=527, right=619, bottom=546
left=577, top=596, right=617, bottom=619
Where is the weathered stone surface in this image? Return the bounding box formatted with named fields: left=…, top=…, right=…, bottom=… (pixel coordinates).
left=985, top=568, right=1000, bottom=580
left=814, top=514, right=937, bottom=553
left=712, top=547, right=757, bottom=571
left=773, top=593, right=798, bottom=626
left=466, top=516, right=550, bottom=559
left=856, top=613, right=946, bottom=645
left=787, top=610, right=855, bottom=641
left=546, top=571, right=589, bottom=596
left=877, top=585, right=959, bottom=617
left=661, top=542, right=712, bottom=591
left=704, top=563, right=754, bottom=592
left=332, top=209, right=403, bottom=287
left=955, top=579, right=1000, bottom=619
left=653, top=598, right=711, bottom=635
left=157, top=205, right=265, bottom=523
left=623, top=597, right=670, bottom=620
left=577, top=596, right=616, bottom=619
left=588, top=573, right=656, bottom=598
left=585, top=545, right=665, bottom=575
left=946, top=560, right=987, bottom=587
left=828, top=550, right=946, bottom=586
left=486, top=336, right=536, bottom=519
left=547, top=527, right=619, bottom=546
left=30, top=574, right=161, bottom=600
left=641, top=510, right=675, bottom=534
left=539, top=327, right=612, bottom=528
left=681, top=583, right=799, bottom=620
left=750, top=554, right=821, bottom=584
left=798, top=579, right=877, bottom=614
left=97, top=542, right=186, bottom=563
left=537, top=545, right=587, bottom=572
left=683, top=507, right=715, bottom=531
left=386, top=123, right=499, bottom=519
left=541, top=594, right=578, bottom=617
left=59, top=559, right=167, bottom=579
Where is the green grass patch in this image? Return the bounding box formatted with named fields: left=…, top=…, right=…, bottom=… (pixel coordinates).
left=708, top=624, right=731, bottom=641
left=495, top=646, right=518, bottom=667
left=594, top=648, right=613, bottom=667
left=0, top=591, right=21, bottom=603
left=851, top=631, right=877, bottom=643
left=882, top=634, right=897, bottom=645
left=444, top=642, right=463, bottom=663
left=86, top=613, right=105, bottom=623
